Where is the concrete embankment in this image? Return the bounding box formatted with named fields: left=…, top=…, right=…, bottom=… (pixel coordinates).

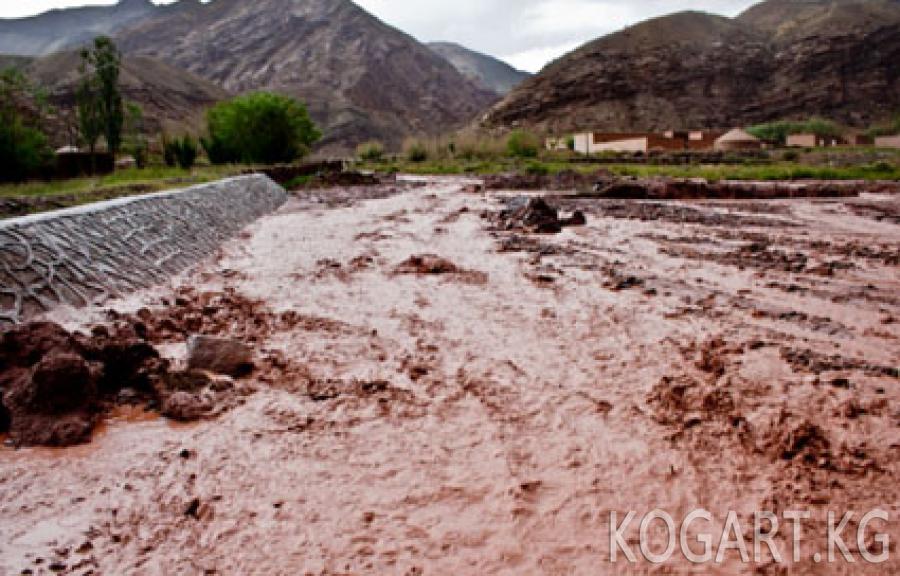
left=0, top=174, right=286, bottom=327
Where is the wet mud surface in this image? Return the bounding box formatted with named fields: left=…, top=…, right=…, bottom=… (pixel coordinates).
left=1, top=180, right=898, bottom=574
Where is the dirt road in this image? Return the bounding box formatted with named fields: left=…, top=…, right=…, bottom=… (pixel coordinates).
left=1, top=178, right=898, bottom=574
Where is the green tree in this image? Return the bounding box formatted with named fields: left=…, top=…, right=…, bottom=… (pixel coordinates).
left=507, top=130, right=540, bottom=158
left=79, top=36, right=124, bottom=155
left=202, top=92, right=321, bottom=164
left=124, top=102, right=147, bottom=168
left=0, top=68, right=53, bottom=182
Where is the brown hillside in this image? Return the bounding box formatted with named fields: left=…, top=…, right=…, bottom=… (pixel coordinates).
left=480, top=2, right=900, bottom=134
left=116, top=0, right=498, bottom=152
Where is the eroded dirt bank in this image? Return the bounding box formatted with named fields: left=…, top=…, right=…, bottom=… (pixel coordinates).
left=1, top=178, right=898, bottom=574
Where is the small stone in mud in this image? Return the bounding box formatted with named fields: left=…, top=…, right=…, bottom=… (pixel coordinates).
left=162, top=391, right=212, bottom=422
left=394, top=254, right=460, bottom=275
left=830, top=378, right=851, bottom=389
left=185, top=497, right=201, bottom=519
left=186, top=336, right=254, bottom=377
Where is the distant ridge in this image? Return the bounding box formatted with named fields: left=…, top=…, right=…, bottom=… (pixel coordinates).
left=428, top=42, right=530, bottom=96
left=480, top=0, right=900, bottom=133
left=0, top=0, right=156, bottom=56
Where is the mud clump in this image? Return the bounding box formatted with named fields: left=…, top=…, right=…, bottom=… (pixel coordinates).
left=490, top=196, right=586, bottom=234
left=393, top=254, right=489, bottom=285
left=395, top=254, right=460, bottom=275
left=0, top=317, right=255, bottom=447
left=482, top=170, right=605, bottom=192
left=3, top=351, right=99, bottom=447
left=589, top=177, right=875, bottom=200
left=0, top=322, right=168, bottom=447
left=771, top=420, right=832, bottom=464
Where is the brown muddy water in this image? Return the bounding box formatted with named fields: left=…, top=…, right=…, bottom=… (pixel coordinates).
left=1, top=178, right=898, bottom=574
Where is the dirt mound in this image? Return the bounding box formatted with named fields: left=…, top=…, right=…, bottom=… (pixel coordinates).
left=489, top=196, right=586, bottom=234
left=588, top=177, right=885, bottom=200
left=482, top=170, right=606, bottom=192
left=0, top=322, right=169, bottom=447
left=0, top=314, right=260, bottom=446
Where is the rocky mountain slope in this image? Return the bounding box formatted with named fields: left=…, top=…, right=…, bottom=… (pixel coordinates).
left=115, top=0, right=497, bottom=152
left=12, top=52, right=229, bottom=145
left=0, top=0, right=156, bottom=57
left=428, top=42, right=530, bottom=95
left=480, top=0, right=900, bottom=133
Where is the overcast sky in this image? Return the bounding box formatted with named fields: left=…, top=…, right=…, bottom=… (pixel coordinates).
left=1, top=0, right=759, bottom=72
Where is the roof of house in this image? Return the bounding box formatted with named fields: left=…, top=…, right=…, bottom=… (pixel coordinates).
left=716, top=128, right=760, bottom=143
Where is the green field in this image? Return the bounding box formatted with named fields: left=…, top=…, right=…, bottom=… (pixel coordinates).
left=358, top=157, right=900, bottom=182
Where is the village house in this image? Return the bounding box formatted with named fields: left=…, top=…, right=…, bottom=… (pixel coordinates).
left=786, top=133, right=845, bottom=148
left=713, top=128, right=763, bottom=151
left=571, top=130, right=724, bottom=154
left=875, top=134, right=900, bottom=149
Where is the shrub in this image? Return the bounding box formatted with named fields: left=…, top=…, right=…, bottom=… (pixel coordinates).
left=404, top=139, right=428, bottom=162
left=357, top=140, right=385, bottom=161
left=0, top=69, right=53, bottom=182
left=782, top=150, right=799, bottom=162
left=866, top=114, right=900, bottom=138
left=507, top=130, right=540, bottom=158
left=163, top=135, right=198, bottom=169
left=0, top=118, right=53, bottom=182
left=747, top=118, right=843, bottom=145
left=203, top=92, right=321, bottom=165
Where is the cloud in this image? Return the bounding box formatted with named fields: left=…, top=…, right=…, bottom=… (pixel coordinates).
left=1, top=0, right=760, bottom=73
left=355, top=0, right=759, bottom=72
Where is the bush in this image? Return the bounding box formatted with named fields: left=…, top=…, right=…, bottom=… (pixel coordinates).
left=0, top=68, right=54, bottom=182
left=782, top=150, right=799, bottom=162
left=203, top=92, right=321, bottom=165
left=357, top=140, right=385, bottom=161
left=404, top=139, right=428, bottom=162
left=0, top=117, right=53, bottom=182
left=507, top=130, right=540, bottom=158
left=455, top=133, right=506, bottom=160
left=163, top=135, right=198, bottom=169
left=747, top=118, right=843, bottom=145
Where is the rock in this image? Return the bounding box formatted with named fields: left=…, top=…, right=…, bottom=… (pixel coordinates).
left=495, top=197, right=562, bottom=233
left=162, top=391, right=212, bottom=422
left=186, top=336, right=254, bottom=377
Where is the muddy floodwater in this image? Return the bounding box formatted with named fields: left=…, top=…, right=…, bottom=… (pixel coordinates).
left=1, top=178, right=898, bottom=574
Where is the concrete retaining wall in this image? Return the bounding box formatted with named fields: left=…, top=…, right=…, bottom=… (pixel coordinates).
left=0, top=174, right=286, bottom=327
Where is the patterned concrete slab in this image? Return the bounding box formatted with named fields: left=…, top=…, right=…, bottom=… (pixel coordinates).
left=0, top=174, right=286, bottom=327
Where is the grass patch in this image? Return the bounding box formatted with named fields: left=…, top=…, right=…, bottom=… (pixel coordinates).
left=360, top=158, right=900, bottom=181
left=0, top=165, right=242, bottom=199
left=0, top=164, right=248, bottom=219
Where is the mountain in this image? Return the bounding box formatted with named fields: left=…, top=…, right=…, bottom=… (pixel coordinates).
left=0, top=0, right=155, bottom=56
left=15, top=52, right=229, bottom=146
left=479, top=0, right=900, bottom=134
left=428, top=42, right=530, bottom=95
left=115, top=0, right=498, bottom=152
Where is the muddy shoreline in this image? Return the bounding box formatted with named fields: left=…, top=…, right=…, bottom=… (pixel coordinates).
left=1, top=178, right=898, bottom=574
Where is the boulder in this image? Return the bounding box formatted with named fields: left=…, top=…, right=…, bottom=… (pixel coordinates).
left=186, top=335, right=254, bottom=376
left=162, top=391, right=213, bottom=422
